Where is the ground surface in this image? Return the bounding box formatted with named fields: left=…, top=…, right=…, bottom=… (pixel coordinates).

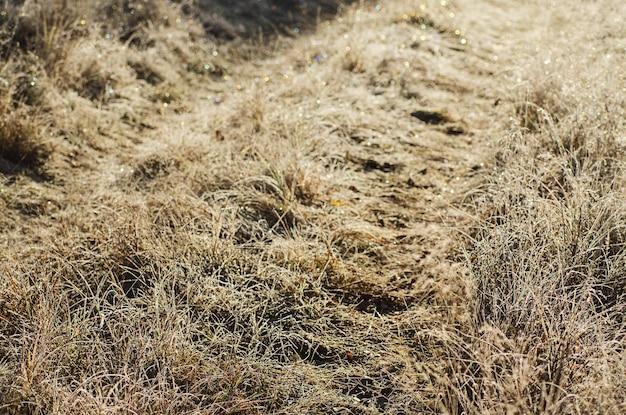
left=1, top=0, right=626, bottom=414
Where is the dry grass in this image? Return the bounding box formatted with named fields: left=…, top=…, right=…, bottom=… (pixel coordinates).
left=1, top=0, right=626, bottom=414
left=448, top=2, right=626, bottom=413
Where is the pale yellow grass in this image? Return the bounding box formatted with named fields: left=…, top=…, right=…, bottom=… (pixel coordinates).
left=1, top=0, right=626, bottom=414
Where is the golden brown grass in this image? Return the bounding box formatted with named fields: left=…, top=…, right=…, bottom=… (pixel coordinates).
left=1, top=0, right=626, bottom=414
left=447, top=2, right=626, bottom=413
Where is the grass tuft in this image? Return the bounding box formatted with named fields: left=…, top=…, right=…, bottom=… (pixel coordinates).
left=0, top=107, right=51, bottom=170
left=453, top=23, right=626, bottom=411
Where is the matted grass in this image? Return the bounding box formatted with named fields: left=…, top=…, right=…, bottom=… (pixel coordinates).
left=1, top=0, right=625, bottom=414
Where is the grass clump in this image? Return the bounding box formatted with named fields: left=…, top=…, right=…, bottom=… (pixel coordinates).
left=1, top=0, right=86, bottom=63
left=0, top=107, right=51, bottom=171
left=452, top=38, right=626, bottom=413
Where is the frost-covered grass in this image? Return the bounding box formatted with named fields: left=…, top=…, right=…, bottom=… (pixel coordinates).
left=1, top=1, right=626, bottom=414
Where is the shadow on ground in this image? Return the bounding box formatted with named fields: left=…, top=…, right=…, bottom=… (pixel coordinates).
left=196, top=0, right=344, bottom=39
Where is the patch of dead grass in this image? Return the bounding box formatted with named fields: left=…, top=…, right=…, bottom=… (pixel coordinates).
left=451, top=8, right=626, bottom=411
left=0, top=107, right=51, bottom=170
left=2, top=0, right=626, bottom=414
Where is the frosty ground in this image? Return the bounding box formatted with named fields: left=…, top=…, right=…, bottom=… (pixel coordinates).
left=1, top=0, right=626, bottom=413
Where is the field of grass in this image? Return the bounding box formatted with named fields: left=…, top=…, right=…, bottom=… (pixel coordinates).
left=1, top=0, right=626, bottom=413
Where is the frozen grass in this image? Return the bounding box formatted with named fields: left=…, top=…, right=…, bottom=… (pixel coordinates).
left=450, top=1, right=626, bottom=412
left=1, top=0, right=626, bottom=414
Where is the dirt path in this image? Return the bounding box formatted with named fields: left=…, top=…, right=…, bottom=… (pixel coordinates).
left=87, top=0, right=534, bottom=412
left=96, top=1, right=522, bottom=411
